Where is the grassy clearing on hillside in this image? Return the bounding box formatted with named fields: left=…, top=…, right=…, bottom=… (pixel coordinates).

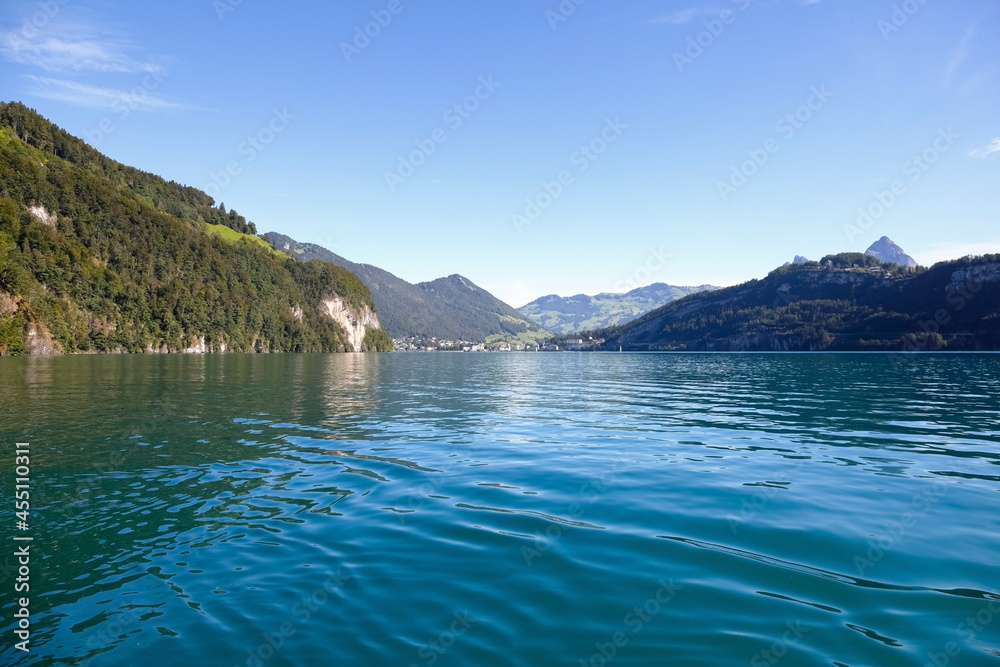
left=204, top=223, right=285, bottom=256
left=484, top=329, right=551, bottom=345
left=517, top=329, right=551, bottom=344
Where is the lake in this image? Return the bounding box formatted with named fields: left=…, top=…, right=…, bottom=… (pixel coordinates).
left=0, top=353, right=998, bottom=666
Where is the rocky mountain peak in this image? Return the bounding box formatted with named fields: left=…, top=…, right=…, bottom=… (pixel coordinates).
left=865, top=236, right=917, bottom=268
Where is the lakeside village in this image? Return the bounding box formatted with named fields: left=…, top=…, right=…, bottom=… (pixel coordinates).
left=392, top=337, right=606, bottom=352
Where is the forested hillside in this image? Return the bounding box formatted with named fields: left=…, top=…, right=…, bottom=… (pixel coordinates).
left=266, top=232, right=550, bottom=344
left=0, top=102, right=392, bottom=354
left=595, top=253, right=1000, bottom=351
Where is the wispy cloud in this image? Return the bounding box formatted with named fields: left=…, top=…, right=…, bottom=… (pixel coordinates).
left=645, top=7, right=719, bottom=26
left=944, top=23, right=977, bottom=87
left=23, top=76, right=189, bottom=112
left=0, top=28, right=162, bottom=73
left=0, top=18, right=197, bottom=112
left=969, top=138, right=1000, bottom=159
left=644, top=0, right=778, bottom=25
left=960, top=64, right=1000, bottom=96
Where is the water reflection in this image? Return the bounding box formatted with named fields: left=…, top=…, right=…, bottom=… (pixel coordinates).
left=0, top=353, right=997, bottom=666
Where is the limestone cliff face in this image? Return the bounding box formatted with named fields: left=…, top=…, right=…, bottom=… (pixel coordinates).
left=26, top=323, right=62, bottom=356
left=178, top=338, right=227, bottom=354
left=320, top=297, right=381, bottom=352
left=0, top=291, right=63, bottom=356
left=949, top=263, right=1000, bottom=290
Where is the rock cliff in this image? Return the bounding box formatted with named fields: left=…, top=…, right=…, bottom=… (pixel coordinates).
left=321, top=297, right=382, bottom=352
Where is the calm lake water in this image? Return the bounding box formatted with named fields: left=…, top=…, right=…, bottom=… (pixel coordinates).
left=0, top=353, right=998, bottom=666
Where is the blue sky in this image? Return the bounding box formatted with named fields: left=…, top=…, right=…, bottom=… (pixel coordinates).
left=1, top=0, right=998, bottom=307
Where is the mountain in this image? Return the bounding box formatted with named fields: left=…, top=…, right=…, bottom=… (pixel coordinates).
left=518, top=283, right=717, bottom=335
left=784, top=255, right=810, bottom=266
left=595, top=252, right=1000, bottom=351
left=264, top=233, right=549, bottom=345
left=865, top=236, right=917, bottom=268
left=0, top=102, right=393, bottom=355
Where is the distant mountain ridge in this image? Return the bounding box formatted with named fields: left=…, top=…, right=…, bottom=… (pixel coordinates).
left=265, top=233, right=549, bottom=344
left=519, top=283, right=718, bottom=335
left=595, top=251, right=1000, bottom=351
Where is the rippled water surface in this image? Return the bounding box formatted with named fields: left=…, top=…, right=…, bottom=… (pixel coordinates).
left=1, top=353, right=998, bottom=666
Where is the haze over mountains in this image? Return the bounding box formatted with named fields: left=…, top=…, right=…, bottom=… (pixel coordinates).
left=519, top=283, right=718, bottom=335
left=2, top=103, right=997, bottom=356
left=264, top=233, right=549, bottom=345
left=525, top=236, right=924, bottom=339
left=0, top=102, right=551, bottom=354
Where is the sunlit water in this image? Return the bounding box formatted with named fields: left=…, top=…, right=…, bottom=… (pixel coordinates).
left=0, top=353, right=998, bottom=666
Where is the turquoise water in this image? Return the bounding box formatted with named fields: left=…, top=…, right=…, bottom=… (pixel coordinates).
left=0, top=353, right=998, bottom=666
